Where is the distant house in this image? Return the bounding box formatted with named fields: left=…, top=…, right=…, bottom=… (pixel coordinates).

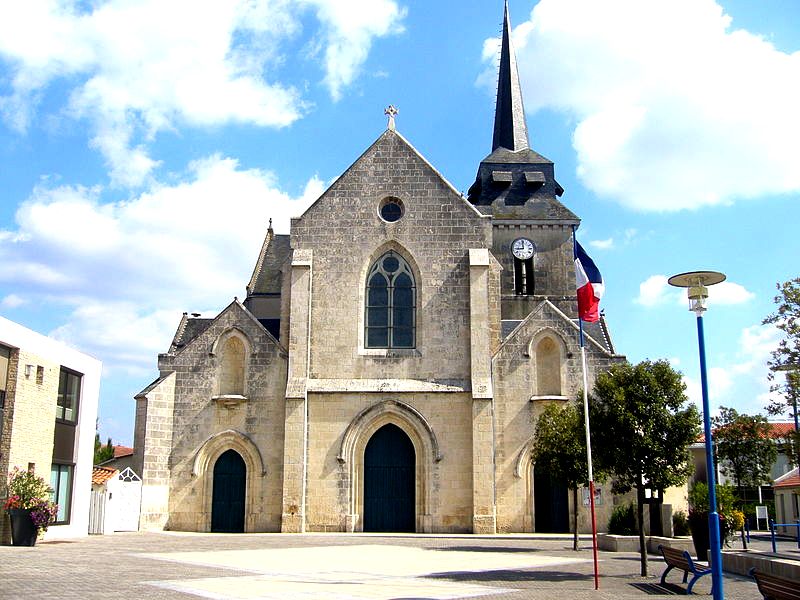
left=690, top=422, right=796, bottom=500
left=0, top=316, right=101, bottom=541
left=773, top=468, right=799, bottom=535
left=98, top=444, right=135, bottom=471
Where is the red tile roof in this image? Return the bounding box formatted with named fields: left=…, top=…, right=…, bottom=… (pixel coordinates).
left=113, top=445, right=134, bottom=458
left=774, top=468, right=800, bottom=489
left=92, top=466, right=118, bottom=486
left=697, top=421, right=796, bottom=443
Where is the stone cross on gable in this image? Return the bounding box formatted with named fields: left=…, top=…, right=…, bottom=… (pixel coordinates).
left=384, top=105, right=398, bottom=131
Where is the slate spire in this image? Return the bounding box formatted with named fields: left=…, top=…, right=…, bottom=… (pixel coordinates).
left=492, top=0, right=530, bottom=152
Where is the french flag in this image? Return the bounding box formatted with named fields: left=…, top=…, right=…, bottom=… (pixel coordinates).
left=575, top=242, right=604, bottom=323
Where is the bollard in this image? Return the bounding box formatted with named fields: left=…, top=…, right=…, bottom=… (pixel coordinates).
left=745, top=518, right=750, bottom=543
left=771, top=519, right=777, bottom=553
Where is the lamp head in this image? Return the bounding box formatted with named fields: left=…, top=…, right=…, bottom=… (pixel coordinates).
left=668, top=271, right=726, bottom=316
left=688, top=284, right=709, bottom=315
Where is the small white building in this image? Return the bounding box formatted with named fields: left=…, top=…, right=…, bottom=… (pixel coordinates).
left=89, top=466, right=142, bottom=534
left=774, top=468, right=800, bottom=536
left=0, top=316, right=101, bottom=541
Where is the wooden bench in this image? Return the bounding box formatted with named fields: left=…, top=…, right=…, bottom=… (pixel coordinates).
left=750, top=569, right=800, bottom=600
left=658, top=545, right=712, bottom=594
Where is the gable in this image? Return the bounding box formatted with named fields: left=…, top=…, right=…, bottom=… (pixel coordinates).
left=291, top=129, right=490, bottom=244
left=163, top=300, right=285, bottom=363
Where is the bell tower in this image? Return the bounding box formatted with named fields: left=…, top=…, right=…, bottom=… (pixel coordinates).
left=468, top=1, right=580, bottom=320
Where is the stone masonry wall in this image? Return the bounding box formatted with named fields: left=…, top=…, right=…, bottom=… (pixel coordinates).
left=494, top=224, right=577, bottom=320
left=0, top=349, right=59, bottom=543
left=492, top=301, right=623, bottom=533
left=304, top=391, right=474, bottom=533
left=158, top=303, right=288, bottom=532
left=290, top=130, right=493, bottom=384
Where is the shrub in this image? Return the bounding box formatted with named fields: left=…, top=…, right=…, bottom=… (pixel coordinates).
left=673, top=510, right=690, bottom=536
left=608, top=502, right=638, bottom=535
left=3, top=467, right=58, bottom=535
left=688, top=482, right=744, bottom=545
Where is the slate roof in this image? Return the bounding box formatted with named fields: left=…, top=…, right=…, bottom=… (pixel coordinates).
left=169, top=315, right=214, bottom=353
left=492, top=0, right=529, bottom=153
left=574, top=318, right=616, bottom=355
left=247, top=232, right=291, bottom=296
left=497, top=301, right=618, bottom=358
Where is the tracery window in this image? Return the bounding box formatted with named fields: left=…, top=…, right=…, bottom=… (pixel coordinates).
left=365, top=251, right=416, bottom=349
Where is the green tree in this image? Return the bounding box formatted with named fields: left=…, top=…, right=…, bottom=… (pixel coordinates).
left=589, top=360, right=701, bottom=577
left=94, top=433, right=114, bottom=464
left=713, top=407, right=777, bottom=499
left=763, top=278, right=800, bottom=461
left=532, top=401, right=601, bottom=551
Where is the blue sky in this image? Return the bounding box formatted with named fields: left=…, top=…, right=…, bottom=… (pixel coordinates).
left=1, top=0, right=799, bottom=446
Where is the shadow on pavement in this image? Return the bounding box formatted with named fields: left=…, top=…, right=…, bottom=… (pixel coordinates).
left=629, top=582, right=682, bottom=595
left=431, top=546, right=542, bottom=553
left=426, top=569, right=590, bottom=583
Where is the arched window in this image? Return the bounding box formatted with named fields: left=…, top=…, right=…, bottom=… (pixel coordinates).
left=365, top=251, right=416, bottom=348
left=536, top=337, right=561, bottom=396
left=220, top=336, right=245, bottom=395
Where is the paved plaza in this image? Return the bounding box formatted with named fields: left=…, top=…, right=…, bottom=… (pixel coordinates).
left=0, top=532, right=772, bottom=599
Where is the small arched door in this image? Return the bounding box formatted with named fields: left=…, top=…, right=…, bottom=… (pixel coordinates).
left=363, top=424, right=415, bottom=532
left=211, top=449, right=246, bottom=533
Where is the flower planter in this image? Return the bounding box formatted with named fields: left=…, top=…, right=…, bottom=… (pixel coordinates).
left=9, top=508, right=37, bottom=546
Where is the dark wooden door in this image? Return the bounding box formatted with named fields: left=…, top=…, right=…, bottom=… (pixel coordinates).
left=533, top=468, right=569, bottom=533
left=363, top=424, right=415, bottom=532
left=211, top=449, right=246, bottom=533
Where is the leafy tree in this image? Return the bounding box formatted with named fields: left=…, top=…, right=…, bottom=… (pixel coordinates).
left=94, top=433, right=114, bottom=465
left=589, top=360, right=701, bottom=576
left=532, top=401, right=602, bottom=551
left=763, top=278, right=800, bottom=460
left=713, top=407, right=777, bottom=499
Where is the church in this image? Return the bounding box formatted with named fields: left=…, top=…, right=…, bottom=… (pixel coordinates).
left=133, top=3, right=624, bottom=535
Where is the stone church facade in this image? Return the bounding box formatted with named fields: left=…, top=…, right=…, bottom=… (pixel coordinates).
left=133, top=4, right=624, bottom=535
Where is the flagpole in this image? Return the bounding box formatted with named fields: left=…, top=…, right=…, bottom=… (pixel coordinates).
left=573, top=225, right=600, bottom=591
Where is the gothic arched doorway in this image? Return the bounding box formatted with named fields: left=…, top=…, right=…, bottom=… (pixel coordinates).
left=211, top=449, right=246, bottom=532
left=363, top=423, right=415, bottom=532
left=533, top=467, right=569, bottom=533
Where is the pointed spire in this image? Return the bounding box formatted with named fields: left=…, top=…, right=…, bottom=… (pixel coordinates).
left=492, top=0, right=530, bottom=152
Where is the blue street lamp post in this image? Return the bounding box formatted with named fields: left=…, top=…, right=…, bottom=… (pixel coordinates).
left=668, top=271, right=726, bottom=600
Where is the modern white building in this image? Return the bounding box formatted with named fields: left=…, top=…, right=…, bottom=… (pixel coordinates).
left=0, top=316, right=101, bottom=541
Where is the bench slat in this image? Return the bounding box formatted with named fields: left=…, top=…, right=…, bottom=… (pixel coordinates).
left=751, top=569, right=800, bottom=600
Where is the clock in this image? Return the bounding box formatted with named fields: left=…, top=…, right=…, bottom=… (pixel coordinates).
left=511, top=237, right=535, bottom=260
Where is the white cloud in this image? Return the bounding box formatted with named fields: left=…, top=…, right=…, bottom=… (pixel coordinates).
left=303, top=0, right=406, bottom=101
left=0, top=0, right=404, bottom=186
left=635, top=274, right=754, bottom=307
left=1, top=154, right=323, bottom=372
left=498, top=0, right=800, bottom=211
left=589, top=237, right=614, bottom=250
left=684, top=324, right=781, bottom=415
left=635, top=274, right=675, bottom=306
left=707, top=281, right=755, bottom=305
left=1, top=294, right=26, bottom=308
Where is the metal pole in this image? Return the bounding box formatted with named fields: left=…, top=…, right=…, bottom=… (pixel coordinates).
left=581, top=345, right=600, bottom=590
left=572, top=225, right=600, bottom=590
left=696, top=314, right=724, bottom=600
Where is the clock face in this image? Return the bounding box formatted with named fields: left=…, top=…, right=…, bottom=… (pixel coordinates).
left=511, top=238, right=535, bottom=260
